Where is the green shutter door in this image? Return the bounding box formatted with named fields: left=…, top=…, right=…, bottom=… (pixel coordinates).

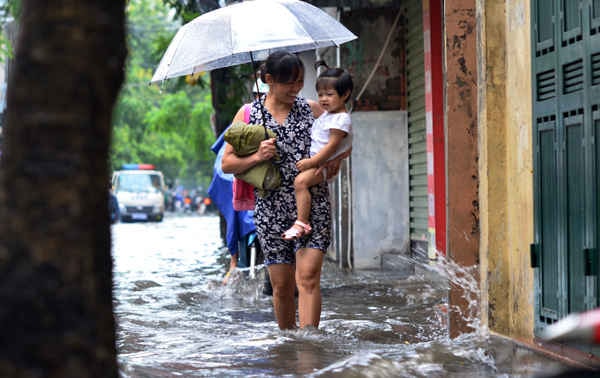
left=536, top=116, right=561, bottom=322
left=532, top=0, right=561, bottom=323
left=406, top=0, right=427, bottom=245
left=565, top=112, right=586, bottom=313
left=586, top=0, right=600, bottom=316
left=596, top=107, right=600, bottom=304
left=532, top=0, right=600, bottom=330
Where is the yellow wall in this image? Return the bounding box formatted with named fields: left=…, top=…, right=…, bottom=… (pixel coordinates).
left=477, top=0, right=534, bottom=339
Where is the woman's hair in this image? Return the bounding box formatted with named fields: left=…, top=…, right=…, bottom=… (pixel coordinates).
left=314, top=60, right=354, bottom=103
left=260, top=51, right=304, bottom=84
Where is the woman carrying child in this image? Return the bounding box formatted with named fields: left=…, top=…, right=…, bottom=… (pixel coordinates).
left=222, top=52, right=347, bottom=330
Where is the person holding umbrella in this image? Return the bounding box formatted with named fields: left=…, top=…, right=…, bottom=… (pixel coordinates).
left=151, top=0, right=357, bottom=330
left=222, top=51, right=344, bottom=330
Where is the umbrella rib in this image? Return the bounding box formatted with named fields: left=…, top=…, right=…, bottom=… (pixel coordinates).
left=164, top=29, right=187, bottom=81
left=285, top=8, right=318, bottom=50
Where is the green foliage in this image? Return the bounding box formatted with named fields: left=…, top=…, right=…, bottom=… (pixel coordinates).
left=161, top=0, right=204, bottom=23
left=111, top=0, right=258, bottom=189
left=111, top=0, right=215, bottom=191
left=0, top=0, right=21, bottom=20
left=0, top=33, right=12, bottom=63
left=0, top=0, right=18, bottom=64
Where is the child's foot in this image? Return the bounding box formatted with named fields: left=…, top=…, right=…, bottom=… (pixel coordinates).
left=281, top=220, right=312, bottom=240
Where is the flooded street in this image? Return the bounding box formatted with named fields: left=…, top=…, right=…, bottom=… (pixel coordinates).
left=113, top=214, right=570, bottom=377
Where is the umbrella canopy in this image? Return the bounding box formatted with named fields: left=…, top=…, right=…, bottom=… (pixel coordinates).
left=151, top=0, right=357, bottom=83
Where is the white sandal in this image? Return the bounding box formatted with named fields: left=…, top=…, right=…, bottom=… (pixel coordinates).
left=281, top=220, right=312, bottom=240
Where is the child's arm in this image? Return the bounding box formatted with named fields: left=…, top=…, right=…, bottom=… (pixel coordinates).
left=296, top=129, right=347, bottom=171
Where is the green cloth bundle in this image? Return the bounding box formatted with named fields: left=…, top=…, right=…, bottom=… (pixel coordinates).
left=224, top=121, right=281, bottom=194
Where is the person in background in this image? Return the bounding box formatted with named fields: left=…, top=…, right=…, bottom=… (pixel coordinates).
left=281, top=61, right=353, bottom=240
left=223, top=73, right=270, bottom=285
left=221, top=51, right=346, bottom=330
left=252, top=76, right=269, bottom=99
left=109, top=183, right=120, bottom=224
left=223, top=248, right=237, bottom=284
left=207, top=127, right=256, bottom=286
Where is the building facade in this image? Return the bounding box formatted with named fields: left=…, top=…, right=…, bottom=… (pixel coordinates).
left=326, top=0, right=600, bottom=362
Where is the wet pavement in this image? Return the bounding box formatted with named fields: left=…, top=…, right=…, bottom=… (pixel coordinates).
left=113, top=214, right=577, bottom=377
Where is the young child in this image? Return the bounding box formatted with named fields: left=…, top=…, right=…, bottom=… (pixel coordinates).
left=282, top=61, right=353, bottom=240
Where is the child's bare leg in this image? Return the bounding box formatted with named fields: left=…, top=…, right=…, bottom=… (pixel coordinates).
left=294, top=168, right=324, bottom=224
left=282, top=168, right=325, bottom=240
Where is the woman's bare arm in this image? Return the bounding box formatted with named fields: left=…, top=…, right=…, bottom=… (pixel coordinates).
left=222, top=139, right=276, bottom=174
left=334, top=147, right=352, bottom=160
left=315, top=147, right=352, bottom=179
left=308, top=99, right=324, bottom=119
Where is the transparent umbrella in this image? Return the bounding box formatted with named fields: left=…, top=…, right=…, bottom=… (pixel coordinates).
left=151, top=0, right=357, bottom=83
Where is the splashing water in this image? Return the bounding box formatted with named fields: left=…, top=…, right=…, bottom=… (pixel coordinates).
left=113, top=215, right=570, bottom=377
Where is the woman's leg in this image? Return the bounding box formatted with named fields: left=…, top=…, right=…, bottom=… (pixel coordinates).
left=267, top=263, right=297, bottom=329
left=294, top=168, right=323, bottom=224
left=295, top=248, right=324, bottom=328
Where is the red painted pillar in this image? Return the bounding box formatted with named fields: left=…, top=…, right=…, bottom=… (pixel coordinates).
left=444, top=0, right=479, bottom=338
left=423, top=0, right=446, bottom=257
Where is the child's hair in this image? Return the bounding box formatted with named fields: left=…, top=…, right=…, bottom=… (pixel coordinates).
left=314, top=60, right=354, bottom=103
left=260, top=51, right=304, bottom=84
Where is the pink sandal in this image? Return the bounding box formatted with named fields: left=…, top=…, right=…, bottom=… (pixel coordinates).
left=281, top=220, right=312, bottom=240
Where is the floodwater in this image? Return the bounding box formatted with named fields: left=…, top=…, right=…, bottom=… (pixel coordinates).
left=113, top=214, right=571, bottom=377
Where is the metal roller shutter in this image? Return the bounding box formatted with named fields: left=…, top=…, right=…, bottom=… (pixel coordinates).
left=406, top=0, right=428, bottom=244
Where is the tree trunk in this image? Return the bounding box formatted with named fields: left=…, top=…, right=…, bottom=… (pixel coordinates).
left=211, top=67, right=237, bottom=136
left=0, top=1, right=127, bottom=377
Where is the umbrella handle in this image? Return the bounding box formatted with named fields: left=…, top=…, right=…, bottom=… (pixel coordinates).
left=249, top=52, right=270, bottom=140
left=261, top=110, right=268, bottom=140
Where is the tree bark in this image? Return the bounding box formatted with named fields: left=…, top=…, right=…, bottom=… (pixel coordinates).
left=211, top=67, right=238, bottom=136
left=0, top=1, right=126, bottom=377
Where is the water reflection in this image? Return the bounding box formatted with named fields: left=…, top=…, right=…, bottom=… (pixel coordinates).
left=113, top=215, right=569, bottom=377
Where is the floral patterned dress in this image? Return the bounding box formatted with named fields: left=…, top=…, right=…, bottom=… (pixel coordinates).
left=249, top=95, right=331, bottom=265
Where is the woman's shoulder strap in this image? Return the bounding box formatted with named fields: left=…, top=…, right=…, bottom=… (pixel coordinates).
left=243, top=103, right=251, bottom=123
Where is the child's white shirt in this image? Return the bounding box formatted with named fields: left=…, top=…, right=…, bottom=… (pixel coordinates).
left=309, top=111, right=352, bottom=160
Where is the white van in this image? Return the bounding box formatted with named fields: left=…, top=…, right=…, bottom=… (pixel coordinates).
left=112, top=164, right=166, bottom=222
